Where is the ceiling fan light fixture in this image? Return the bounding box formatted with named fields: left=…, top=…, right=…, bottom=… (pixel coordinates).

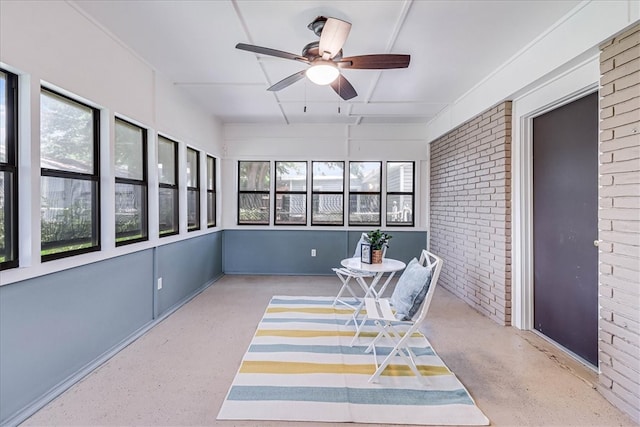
left=306, top=60, right=339, bottom=85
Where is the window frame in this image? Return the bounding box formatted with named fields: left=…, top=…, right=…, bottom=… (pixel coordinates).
left=40, top=87, right=101, bottom=262
left=348, top=161, right=382, bottom=227
left=386, top=161, right=415, bottom=227
left=206, top=155, right=216, bottom=228
left=158, top=135, right=179, bottom=237
left=237, top=160, right=270, bottom=226
left=274, top=161, right=307, bottom=226
left=311, top=161, right=345, bottom=226
left=114, top=117, right=148, bottom=246
left=186, top=146, right=200, bottom=232
left=0, top=68, right=18, bottom=270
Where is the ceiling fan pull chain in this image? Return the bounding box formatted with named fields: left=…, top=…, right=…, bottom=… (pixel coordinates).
left=338, top=77, right=341, bottom=114
left=304, top=79, right=307, bottom=113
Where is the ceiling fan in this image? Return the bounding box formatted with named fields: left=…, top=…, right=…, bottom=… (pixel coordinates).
left=236, top=16, right=410, bottom=100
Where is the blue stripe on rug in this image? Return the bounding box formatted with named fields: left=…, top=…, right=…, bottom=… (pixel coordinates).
left=227, top=385, right=474, bottom=406
left=248, top=343, right=435, bottom=356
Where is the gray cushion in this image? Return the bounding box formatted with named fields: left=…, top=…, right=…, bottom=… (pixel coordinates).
left=390, top=257, right=432, bottom=321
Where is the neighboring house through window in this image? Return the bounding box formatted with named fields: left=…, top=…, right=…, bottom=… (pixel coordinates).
left=275, top=161, right=307, bottom=225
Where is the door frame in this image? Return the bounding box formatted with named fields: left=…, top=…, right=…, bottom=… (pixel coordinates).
left=512, top=53, right=599, bottom=333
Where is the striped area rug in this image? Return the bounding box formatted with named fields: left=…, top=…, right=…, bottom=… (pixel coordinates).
left=217, top=296, right=489, bottom=425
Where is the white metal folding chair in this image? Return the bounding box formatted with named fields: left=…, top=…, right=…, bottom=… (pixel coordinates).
left=332, top=233, right=374, bottom=311
left=361, top=250, right=443, bottom=383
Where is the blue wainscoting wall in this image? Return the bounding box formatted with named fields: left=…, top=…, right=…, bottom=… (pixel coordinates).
left=223, top=229, right=428, bottom=275
left=0, top=229, right=426, bottom=425
left=0, top=231, right=224, bottom=426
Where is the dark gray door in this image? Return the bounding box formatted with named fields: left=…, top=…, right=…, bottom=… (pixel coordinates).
left=532, top=92, right=598, bottom=365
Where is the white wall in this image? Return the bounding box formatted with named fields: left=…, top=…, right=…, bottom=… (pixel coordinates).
left=222, top=123, right=429, bottom=230
left=0, top=0, right=223, bottom=285
left=425, top=0, right=640, bottom=142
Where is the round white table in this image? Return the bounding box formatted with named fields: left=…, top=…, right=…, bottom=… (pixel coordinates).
left=339, top=257, right=406, bottom=328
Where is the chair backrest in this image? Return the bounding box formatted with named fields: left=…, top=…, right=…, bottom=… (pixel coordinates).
left=410, top=250, right=443, bottom=323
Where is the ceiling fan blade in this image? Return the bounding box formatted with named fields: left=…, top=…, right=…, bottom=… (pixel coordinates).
left=330, top=74, right=357, bottom=100
left=236, top=43, right=309, bottom=64
left=267, top=70, right=307, bottom=92
left=318, top=18, right=351, bottom=59
left=338, top=54, right=411, bottom=69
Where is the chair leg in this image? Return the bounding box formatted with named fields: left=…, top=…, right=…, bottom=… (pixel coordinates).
left=368, top=325, right=424, bottom=383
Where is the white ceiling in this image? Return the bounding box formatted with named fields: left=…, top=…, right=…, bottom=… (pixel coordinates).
left=72, top=0, right=581, bottom=125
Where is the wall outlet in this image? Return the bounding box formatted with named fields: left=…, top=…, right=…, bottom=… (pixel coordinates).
left=311, top=249, right=317, bottom=257
left=157, top=277, right=163, bottom=290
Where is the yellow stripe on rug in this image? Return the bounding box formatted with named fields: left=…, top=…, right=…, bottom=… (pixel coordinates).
left=267, top=307, right=354, bottom=315
left=240, top=360, right=451, bottom=376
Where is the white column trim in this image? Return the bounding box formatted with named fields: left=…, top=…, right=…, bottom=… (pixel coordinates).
left=512, top=54, right=599, bottom=330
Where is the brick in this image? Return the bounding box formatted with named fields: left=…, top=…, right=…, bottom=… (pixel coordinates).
left=600, top=28, right=640, bottom=62
left=600, top=108, right=640, bottom=130
left=601, top=58, right=640, bottom=85
left=601, top=85, right=640, bottom=109
left=600, top=134, right=640, bottom=153
left=614, top=145, right=640, bottom=162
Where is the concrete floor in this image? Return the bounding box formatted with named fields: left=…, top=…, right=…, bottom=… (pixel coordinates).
left=23, top=275, right=636, bottom=426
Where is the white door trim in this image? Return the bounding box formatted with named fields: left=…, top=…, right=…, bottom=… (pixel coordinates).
left=511, top=54, right=600, bottom=330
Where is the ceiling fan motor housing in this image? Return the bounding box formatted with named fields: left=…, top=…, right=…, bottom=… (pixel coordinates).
left=308, top=16, right=327, bottom=36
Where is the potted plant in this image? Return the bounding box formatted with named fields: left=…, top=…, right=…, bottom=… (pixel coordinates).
left=366, top=229, right=392, bottom=263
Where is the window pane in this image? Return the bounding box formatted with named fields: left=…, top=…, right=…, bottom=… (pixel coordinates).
left=159, top=187, right=178, bottom=235
left=207, top=192, right=215, bottom=225
left=350, top=162, right=380, bottom=192
left=41, top=176, right=97, bottom=254
left=276, top=194, right=306, bottom=225
left=115, top=119, right=144, bottom=180
left=187, top=188, right=199, bottom=230
left=387, top=194, right=413, bottom=224
left=187, top=148, right=198, bottom=188
left=115, top=182, right=146, bottom=243
left=239, top=193, right=269, bottom=224
left=349, top=194, right=380, bottom=225
left=0, top=171, right=13, bottom=262
left=313, top=162, right=343, bottom=191
left=158, top=137, right=176, bottom=185
left=40, top=90, right=94, bottom=174
left=239, top=161, right=269, bottom=191
left=387, top=162, right=414, bottom=192
left=0, top=72, right=6, bottom=164
left=312, top=194, right=343, bottom=225
left=276, top=161, right=307, bottom=191
left=207, top=156, right=215, bottom=190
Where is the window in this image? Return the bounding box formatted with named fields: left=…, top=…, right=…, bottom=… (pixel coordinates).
left=275, top=161, right=307, bottom=225
left=349, top=161, right=381, bottom=226
left=386, top=161, right=414, bottom=226
left=238, top=161, right=270, bottom=225
left=40, top=88, right=100, bottom=260
left=312, top=161, right=344, bottom=226
left=115, top=118, right=147, bottom=245
left=158, top=136, right=178, bottom=236
left=186, top=147, right=200, bottom=231
left=0, top=69, right=18, bottom=269
left=206, top=155, right=216, bottom=227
